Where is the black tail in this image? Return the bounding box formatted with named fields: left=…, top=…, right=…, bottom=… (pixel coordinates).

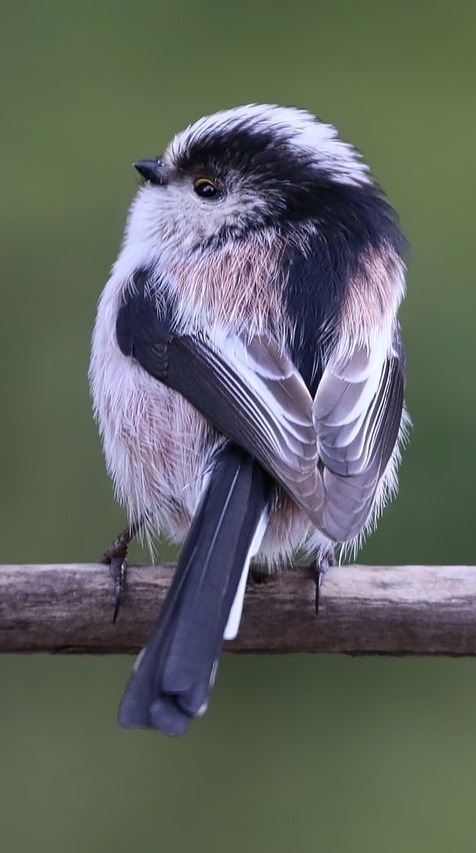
left=118, top=444, right=271, bottom=735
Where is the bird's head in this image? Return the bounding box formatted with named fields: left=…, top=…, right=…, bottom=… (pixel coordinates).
left=123, top=104, right=374, bottom=255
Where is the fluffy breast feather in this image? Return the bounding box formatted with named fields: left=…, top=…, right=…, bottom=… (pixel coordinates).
left=90, top=272, right=215, bottom=545
left=164, top=230, right=289, bottom=339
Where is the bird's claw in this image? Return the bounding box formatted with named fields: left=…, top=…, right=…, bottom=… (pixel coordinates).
left=100, top=521, right=141, bottom=623
left=109, top=558, right=128, bottom=624
left=313, top=549, right=336, bottom=615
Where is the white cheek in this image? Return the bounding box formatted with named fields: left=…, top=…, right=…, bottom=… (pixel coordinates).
left=124, top=185, right=210, bottom=249
left=173, top=194, right=221, bottom=240
left=123, top=184, right=263, bottom=254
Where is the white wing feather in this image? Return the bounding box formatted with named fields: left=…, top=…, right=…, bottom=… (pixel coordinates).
left=312, top=328, right=404, bottom=541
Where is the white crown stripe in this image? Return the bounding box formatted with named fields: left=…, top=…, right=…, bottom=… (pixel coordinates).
left=167, top=104, right=371, bottom=188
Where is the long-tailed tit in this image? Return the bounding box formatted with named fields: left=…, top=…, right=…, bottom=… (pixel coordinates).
left=90, top=104, right=408, bottom=735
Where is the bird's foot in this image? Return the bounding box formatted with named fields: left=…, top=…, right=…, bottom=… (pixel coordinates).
left=312, top=548, right=336, bottom=615
left=101, top=521, right=142, bottom=623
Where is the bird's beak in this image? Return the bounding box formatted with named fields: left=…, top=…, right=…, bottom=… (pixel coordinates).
left=133, top=159, right=169, bottom=186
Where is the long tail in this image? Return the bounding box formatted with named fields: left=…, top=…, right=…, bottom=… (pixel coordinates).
left=118, top=443, right=271, bottom=735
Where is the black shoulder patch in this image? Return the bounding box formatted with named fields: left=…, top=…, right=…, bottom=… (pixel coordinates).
left=116, top=268, right=175, bottom=378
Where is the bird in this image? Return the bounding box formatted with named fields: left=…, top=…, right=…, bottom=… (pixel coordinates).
left=89, top=103, right=409, bottom=735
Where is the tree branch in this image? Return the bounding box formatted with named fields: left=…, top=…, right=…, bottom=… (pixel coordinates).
left=1, top=562, right=476, bottom=655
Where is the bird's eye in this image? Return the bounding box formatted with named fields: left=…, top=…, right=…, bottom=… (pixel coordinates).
left=193, top=177, right=221, bottom=199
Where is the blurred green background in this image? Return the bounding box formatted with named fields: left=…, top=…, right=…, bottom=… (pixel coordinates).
left=1, top=0, right=476, bottom=850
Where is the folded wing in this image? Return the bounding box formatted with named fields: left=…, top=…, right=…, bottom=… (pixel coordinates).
left=117, top=278, right=405, bottom=544
left=116, top=283, right=324, bottom=520
left=312, top=326, right=405, bottom=541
